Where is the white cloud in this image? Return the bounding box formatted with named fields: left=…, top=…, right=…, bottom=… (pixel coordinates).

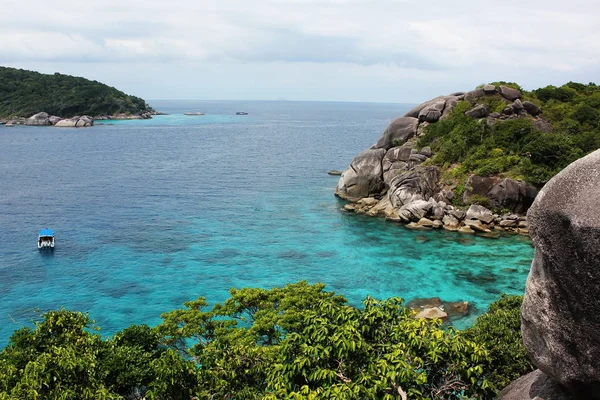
left=1, top=0, right=599, bottom=100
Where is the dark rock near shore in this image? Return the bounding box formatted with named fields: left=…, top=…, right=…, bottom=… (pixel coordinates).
left=335, top=149, right=386, bottom=201
left=522, top=149, right=600, bottom=398
left=328, top=170, right=343, bottom=176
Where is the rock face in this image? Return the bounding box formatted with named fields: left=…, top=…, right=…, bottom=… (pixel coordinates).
left=521, top=149, right=600, bottom=398
left=335, top=149, right=386, bottom=201
left=335, top=84, right=545, bottom=234
left=54, top=116, right=94, bottom=128
left=500, top=370, right=576, bottom=400
left=374, top=117, right=419, bottom=149
left=25, top=112, right=52, bottom=126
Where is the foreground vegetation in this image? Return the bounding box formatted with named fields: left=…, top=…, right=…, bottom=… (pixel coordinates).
left=418, top=81, right=600, bottom=187
left=0, top=67, right=153, bottom=118
left=0, top=282, right=532, bottom=399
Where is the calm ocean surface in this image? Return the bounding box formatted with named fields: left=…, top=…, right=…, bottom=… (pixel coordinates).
left=0, top=100, right=533, bottom=344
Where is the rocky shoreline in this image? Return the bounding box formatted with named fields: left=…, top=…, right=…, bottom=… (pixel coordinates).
left=1, top=110, right=162, bottom=128
left=335, top=84, right=543, bottom=236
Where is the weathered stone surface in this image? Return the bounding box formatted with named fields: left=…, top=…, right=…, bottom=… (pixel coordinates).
left=49, top=115, right=62, bottom=125
left=512, top=99, right=524, bottom=111
left=374, top=117, right=419, bottom=149
left=499, top=219, right=517, bottom=227
left=499, top=370, right=576, bottom=400
left=483, top=84, right=496, bottom=94
left=399, top=199, right=432, bottom=221
left=408, top=153, right=428, bottom=163
left=466, top=204, right=494, bottom=224
left=54, top=116, right=93, bottom=128
left=464, top=88, right=485, bottom=103
left=54, top=119, right=77, bottom=127
left=503, top=105, right=515, bottom=115
left=442, top=214, right=460, bottom=230
left=420, top=146, right=432, bottom=157
left=457, top=225, right=475, bottom=234
left=417, top=217, right=434, bottom=227
left=25, top=112, right=51, bottom=126
left=498, top=85, right=522, bottom=101
left=415, top=307, right=448, bottom=320
left=463, top=219, right=492, bottom=233
left=465, top=104, right=489, bottom=118
left=523, top=101, right=541, bottom=116
left=335, top=148, right=386, bottom=201
left=406, top=297, right=442, bottom=310
left=534, top=117, right=553, bottom=132
left=487, top=178, right=538, bottom=214
left=444, top=301, right=470, bottom=318
left=432, top=219, right=443, bottom=229
left=388, top=166, right=442, bottom=210
left=523, top=149, right=600, bottom=398
left=418, top=99, right=446, bottom=123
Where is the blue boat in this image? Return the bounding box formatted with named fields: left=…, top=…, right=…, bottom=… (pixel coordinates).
left=38, top=228, right=55, bottom=250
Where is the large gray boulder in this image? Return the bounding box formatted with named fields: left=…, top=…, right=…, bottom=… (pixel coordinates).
left=522, top=149, right=600, bottom=398
left=465, top=104, right=489, bottom=119
left=373, top=117, right=419, bottom=149
left=418, top=99, right=446, bottom=123
left=523, top=101, right=541, bottom=116
left=465, top=204, right=494, bottom=223
left=500, top=370, right=576, bottom=400
left=54, top=116, right=94, bottom=128
left=335, top=149, right=386, bottom=201
left=25, top=112, right=51, bottom=126
left=487, top=178, right=537, bottom=214
left=498, top=85, right=522, bottom=101
left=387, top=166, right=441, bottom=210
left=464, top=175, right=537, bottom=214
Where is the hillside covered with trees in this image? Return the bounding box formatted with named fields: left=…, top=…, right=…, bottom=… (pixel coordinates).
left=418, top=81, right=600, bottom=188
left=0, top=282, right=531, bottom=399
left=0, top=67, right=154, bottom=119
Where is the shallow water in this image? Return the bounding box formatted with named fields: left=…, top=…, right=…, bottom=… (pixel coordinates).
left=0, top=100, right=533, bottom=344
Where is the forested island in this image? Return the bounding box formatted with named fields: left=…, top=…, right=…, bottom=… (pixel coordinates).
left=0, top=67, right=154, bottom=119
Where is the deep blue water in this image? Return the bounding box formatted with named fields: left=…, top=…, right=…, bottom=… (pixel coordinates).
left=0, top=100, right=533, bottom=345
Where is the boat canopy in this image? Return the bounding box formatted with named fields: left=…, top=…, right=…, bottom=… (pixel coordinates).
left=39, top=229, right=54, bottom=237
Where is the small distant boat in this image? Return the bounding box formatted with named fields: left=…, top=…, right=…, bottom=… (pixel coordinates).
left=236, top=112, right=249, bottom=115
left=38, top=228, right=55, bottom=250
left=184, top=112, right=205, bottom=116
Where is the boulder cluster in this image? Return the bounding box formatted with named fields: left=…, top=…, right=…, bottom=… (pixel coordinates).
left=406, top=297, right=470, bottom=322
left=2, top=112, right=94, bottom=128
left=500, top=149, right=600, bottom=399
left=335, top=84, right=542, bottom=235
left=1, top=110, right=155, bottom=127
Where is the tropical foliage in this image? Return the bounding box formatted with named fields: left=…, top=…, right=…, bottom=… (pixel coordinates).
left=0, top=67, right=153, bottom=118
left=0, top=282, right=528, bottom=399
left=418, top=81, right=600, bottom=187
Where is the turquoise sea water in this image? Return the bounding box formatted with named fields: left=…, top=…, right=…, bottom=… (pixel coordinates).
left=0, top=100, right=533, bottom=345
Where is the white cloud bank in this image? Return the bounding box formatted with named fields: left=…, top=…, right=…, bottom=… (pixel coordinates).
left=1, top=0, right=599, bottom=101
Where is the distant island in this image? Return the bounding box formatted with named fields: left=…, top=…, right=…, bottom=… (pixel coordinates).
left=0, top=67, right=155, bottom=120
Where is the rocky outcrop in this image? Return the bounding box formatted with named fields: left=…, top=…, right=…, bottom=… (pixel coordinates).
left=500, top=369, right=575, bottom=400
left=335, top=84, right=546, bottom=235
left=463, top=176, right=538, bottom=214
left=54, top=116, right=94, bottom=128
left=335, top=149, right=386, bottom=201
left=516, top=149, right=600, bottom=399
left=373, top=117, right=419, bottom=149
left=25, top=112, right=52, bottom=126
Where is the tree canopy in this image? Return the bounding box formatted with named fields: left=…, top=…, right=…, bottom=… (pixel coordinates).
left=0, top=67, right=153, bottom=118
left=0, top=282, right=529, bottom=399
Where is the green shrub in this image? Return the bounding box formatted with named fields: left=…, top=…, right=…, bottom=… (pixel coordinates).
left=465, top=295, right=534, bottom=391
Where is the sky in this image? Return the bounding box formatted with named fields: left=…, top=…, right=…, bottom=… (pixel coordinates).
left=1, top=0, right=599, bottom=103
